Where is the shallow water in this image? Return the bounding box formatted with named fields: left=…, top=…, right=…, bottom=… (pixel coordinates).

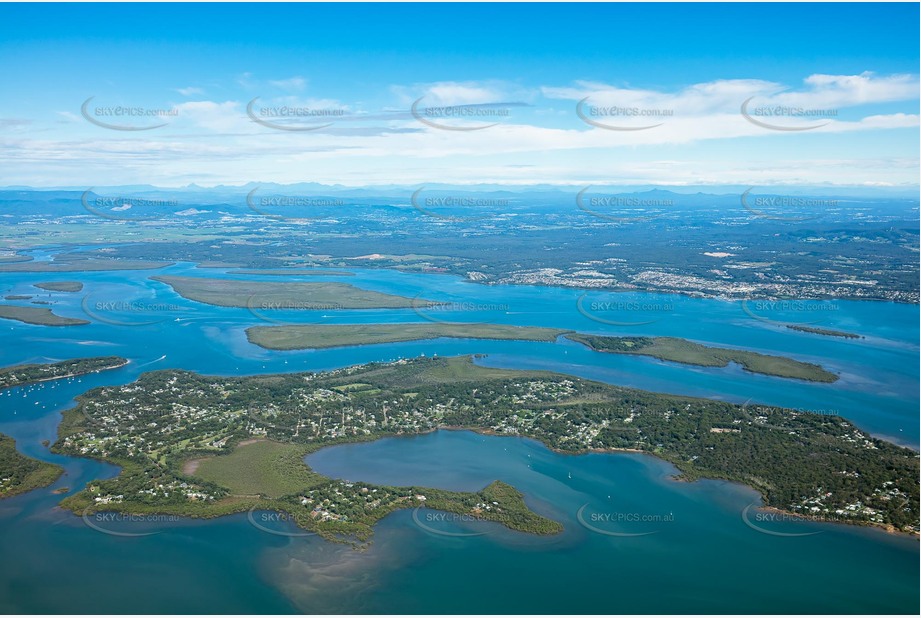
left=0, top=260, right=917, bottom=613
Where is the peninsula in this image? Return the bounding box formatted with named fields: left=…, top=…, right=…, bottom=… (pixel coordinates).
left=0, top=357, right=129, bottom=391
left=53, top=356, right=917, bottom=542
left=0, top=434, right=63, bottom=499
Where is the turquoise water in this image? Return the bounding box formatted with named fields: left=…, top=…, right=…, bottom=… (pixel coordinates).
left=301, top=430, right=919, bottom=614
left=0, top=258, right=918, bottom=613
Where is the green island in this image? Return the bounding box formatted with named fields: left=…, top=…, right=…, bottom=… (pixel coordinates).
left=0, top=356, right=129, bottom=391
left=151, top=275, right=438, bottom=310
left=232, top=269, right=356, bottom=277
left=35, top=281, right=84, bottom=293
left=0, top=259, right=171, bottom=273
left=0, top=254, right=32, bottom=264
left=0, top=305, right=90, bottom=326
left=786, top=324, right=863, bottom=339
left=53, top=356, right=918, bottom=542
left=246, top=324, right=837, bottom=384
left=4, top=295, right=32, bottom=300
left=0, top=434, right=63, bottom=499
left=247, top=323, right=569, bottom=350
left=567, top=334, right=838, bottom=383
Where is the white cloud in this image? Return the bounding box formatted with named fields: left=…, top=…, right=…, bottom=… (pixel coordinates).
left=269, top=76, right=307, bottom=92
left=236, top=72, right=256, bottom=89
left=543, top=73, right=920, bottom=117
left=391, top=80, right=533, bottom=106
left=3, top=73, right=918, bottom=188
left=173, top=100, right=245, bottom=133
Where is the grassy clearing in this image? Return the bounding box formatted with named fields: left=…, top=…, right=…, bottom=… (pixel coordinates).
left=190, top=440, right=324, bottom=498
left=246, top=323, right=570, bottom=350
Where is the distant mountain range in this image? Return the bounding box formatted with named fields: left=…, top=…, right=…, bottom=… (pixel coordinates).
left=1, top=182, right=919, bottom=199
left=0, top=185, right=916, bottom=220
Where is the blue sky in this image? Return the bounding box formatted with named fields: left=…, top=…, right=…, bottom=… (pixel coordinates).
left=0, top=2, right=918, bottom=188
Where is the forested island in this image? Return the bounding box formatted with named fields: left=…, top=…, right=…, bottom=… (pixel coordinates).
left=0, top=434, right=63, bottom=499
left=0, top=356, right=128, bottom=391
left=785, top=325, right=863, bottom=339
left=0, top=305, right=89, bottom=326
left=34, top=281, right=83, bottom=292
left=246, top=324, right=838, bottom=384
left=247, top=323, right=569, bottom=350
left=53, top=356, right=917, bottom=541
left=151, top=275, right=436, bottom=310
left=566, top=334, right=838, bottom=383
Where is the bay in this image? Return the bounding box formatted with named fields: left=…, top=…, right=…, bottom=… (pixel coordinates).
left=0, top=257, right=917, bottom=613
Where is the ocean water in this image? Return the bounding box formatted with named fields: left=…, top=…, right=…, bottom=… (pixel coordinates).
left=0, top=259, right=917, bottom=613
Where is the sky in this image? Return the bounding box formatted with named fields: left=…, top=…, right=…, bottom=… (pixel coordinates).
left=0, top=2, right=918, bottom=189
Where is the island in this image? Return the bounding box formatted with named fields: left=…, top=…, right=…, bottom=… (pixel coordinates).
left=53, top=356, right=917, bottom=542
left=34, top=281, right=84, bottom=293
left=0, top=356, right=129, bottom=391
left=151, top=275, right=438, bottom=310
left=0, top=259, right=171, bottom=273
left=231, top=269, right=356, bottom=277
left=246, top=323, right=570, bottom=350
left=786, top=324, right=864, bottom=339
left=0, top=305, right=90, bottom=326
left=566, top=334, right=838, bottom=383
left=0, top=434, right=63, bottom=499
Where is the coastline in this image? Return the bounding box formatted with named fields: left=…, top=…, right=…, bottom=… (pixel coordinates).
left=0, top=358, right=129, bottom=393
left=310, top=425, right=921, bottom=539
left=58, top=424, right=920, bottom=541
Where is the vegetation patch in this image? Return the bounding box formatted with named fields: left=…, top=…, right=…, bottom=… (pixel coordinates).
left=0, top=357, right=128, bottom=391
left=191, top=440, right=324, bottom=498
left=35, top=281, right=83, bottom=292
left=567, top=334, right=838, bottom=383
left=52, top=356, right=916, bottom=539
left=0, top=305, right=89, bottom=326
left=786, top=324, right=863, bottom=339
left=247, top=323, right=570, bottom=350
left=0, top=434, right=63, bottom=499
left=152, top=275, right=436, bottom=310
